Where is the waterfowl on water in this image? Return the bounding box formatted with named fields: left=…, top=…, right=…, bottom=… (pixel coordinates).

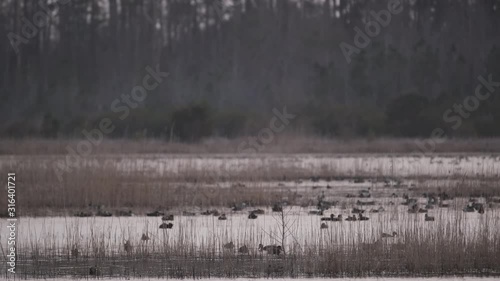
left=218, top=214, right=227, bottom=220
left=356, top=200, right=375, bottom=206
left=468, top=202, right=484, bottom=213
left=309, top=210, right=324, bottom=216
left=118, top=210, right=133, bottom=216
left=75, top=211, right=92, bottom=217
left=320, top=223, right=328, bottom=229
left=96, top=209, right=112, bottom=217
left=320, top=214, right=334, bottom=221
left=463, top=204, right=475, bottom=212
left=331, top=214, right=343, bottom=221
left=370, top=206, right=385, bottom=213
left=201, top=209, right=218, bottom=216
left=402, top=198, right=417, bottom=206
left=159, top=222, right=173, bottom=229
left=162, top=214, right=174, bottom=221
left=248, top=212, right=258, bottom=219
left=182, top=211, right=196, bottom=216
left=258, top=244, right=282, bottom=255
left=239, top=245, right=249, bottom=254
left=382, top=231, right=398, bottom=238
left=355, top=178, right=366, bottom=184
left=250, top=209, right=265, bottom=215
left=146, top=210, right=164, bottom=217
left=89, top=266, right=99, bottom=276
left=358, top=213, right=369, bottom=221
left=408, top=204, right=419, bottom=213
left=141, top=233, right=150, bottom=241
left=124, top=240, right=132, bottom=253
left=223, top=241, right=234, bottom=249
left=425, top=214, right=435, bottom=221
left=231, top=203, right=247, bottom=211
left=345, top=215, right=357, bottom=221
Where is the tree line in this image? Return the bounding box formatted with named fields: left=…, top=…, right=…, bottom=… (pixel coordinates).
left=1, top=0, right=500, bottom=141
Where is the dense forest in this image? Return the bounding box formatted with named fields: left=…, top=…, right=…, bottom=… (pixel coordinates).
left=1, top=0, right=500, bottom=141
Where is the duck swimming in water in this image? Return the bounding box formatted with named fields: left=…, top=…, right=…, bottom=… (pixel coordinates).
left=358, top=213, right=369, bottom=221
left=346, top=215, right=357, bottom=221
left=425, top=214, right=435, bottom=221
left=248, top=212, right=258, bottom=219
left=331, top=214, right=343, bottom=221
left=238, top=245, right=249, bottom=254
left=162, top=214, right=174, bottom=221
left=159, top=222, right=173, bottom=229
left=381, top=231, right=398, bottom=238
left=224, top=241, right=235, bottom=250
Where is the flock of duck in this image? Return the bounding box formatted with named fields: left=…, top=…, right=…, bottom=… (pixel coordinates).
left=78, top=176, right=498, bottom=278
left=220, top=242, right=283, bottom=255
left=74, top=177, right=491, bottom=238
left=310, top=187, right=491, bottom=230
left=86, top=241, right=283, bottom=276
left=75, top=191, right=488, bottom=235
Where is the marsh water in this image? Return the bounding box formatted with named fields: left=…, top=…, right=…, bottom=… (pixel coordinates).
left=2, top=154, right=500, bottom=178
left=5, top=206, right=496, bottom=253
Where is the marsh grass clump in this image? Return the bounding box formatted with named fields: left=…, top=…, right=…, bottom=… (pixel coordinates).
left=2, top=154, right=500, bottom=216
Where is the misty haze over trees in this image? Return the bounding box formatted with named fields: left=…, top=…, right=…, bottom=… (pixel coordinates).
left=1, top=0, right=500, bottom=141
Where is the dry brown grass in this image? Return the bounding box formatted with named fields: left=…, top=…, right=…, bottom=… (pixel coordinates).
left=2, top=155, right=500, bottom=215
